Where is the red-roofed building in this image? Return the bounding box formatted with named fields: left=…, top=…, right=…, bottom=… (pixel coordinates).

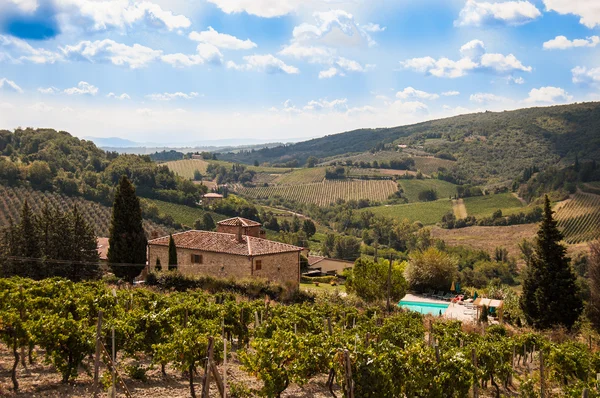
left=147, top=226, right=302, bottom=287
left=217, top=217, right=264, bottom=238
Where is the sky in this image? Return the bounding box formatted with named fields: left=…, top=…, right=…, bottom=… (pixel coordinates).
left=0, top=0, right=599, bottom=144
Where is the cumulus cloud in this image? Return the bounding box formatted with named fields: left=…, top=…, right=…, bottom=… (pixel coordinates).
left=205, top=0, right=304, bottom=18
left=145, top=92, right=200, bottom=101
left=470, top=93, right=510, bottom=103
left=396, top=87, right=440, bottom=100
left=63, top=81, right=98, bottom=95
left=161, top=43, right=224, bottom=68
left=442, top=91, right=460, bottom=96
left=227, top=54, right=299, bottom=74
left=319, top=67, right=340, bottom=79
left=37, top=87, right=59, bottom=94
left=456, top=0, right=541, bottom=27
left=524, top=86, right=572, bottom=103
left=0, top=78, right=23, bottom=93
left=189, top=27, right=257, bottom=50
left=543, top=35, right=600, bottom=50
left=278, top=43, right=372, bottom=77
left=107, top=92, right=131, bottom=100
left=401, top=40, right=531, bottom=78
left=543, top=0, right=600, bottom=28
left=507, top=76, right=525, bottom=84
left=303, top=98, right=348, bottom=112
left=572, top=66, right=600, bottom=86
left=0, top=35, right=62, bottom=64
left=61, top=39, right=162, bottom=69
left=361, top=23, right=386, bottom=32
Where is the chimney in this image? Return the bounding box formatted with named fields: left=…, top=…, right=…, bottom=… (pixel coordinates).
left=237, top=224, right=244, bottom=243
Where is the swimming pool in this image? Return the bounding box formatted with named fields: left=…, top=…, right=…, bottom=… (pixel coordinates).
left=399, top=300, right=449, bottom=315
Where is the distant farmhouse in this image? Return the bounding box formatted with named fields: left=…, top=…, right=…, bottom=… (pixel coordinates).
left=308, top=255, right=354, bottom=276
left=147, top=217, right=302, bottom=287
left=202, top=192, right=223, bottom=205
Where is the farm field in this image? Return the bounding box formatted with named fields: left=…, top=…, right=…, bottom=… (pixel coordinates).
left=554, top=192, right=600, bottom=244
left=399, top=179, right=458, bottom=203
left=274, top=167, right=326, bottom=184
left=236, top=180, right=398, bottom=206
left=364, top=199, right=453, bottom=225
left=463, top=193, right=525, bottom=218
left=348, top=168, right=417, bottom=178
left=147, top=199, right=226, bottom=228
left=0, top=185, right=172, bottom=238
left=164, top=159, right=292, bottom=180
left=412, top=156, right=456, bottom=175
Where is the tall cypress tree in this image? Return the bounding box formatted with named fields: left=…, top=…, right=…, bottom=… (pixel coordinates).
left=168, top=234, right=178, bottom=271
left=108, top=176, right=148, bottom=282
left=18, top=200, right=42, bottom=278
left=520, top=195, right=582, bottom=329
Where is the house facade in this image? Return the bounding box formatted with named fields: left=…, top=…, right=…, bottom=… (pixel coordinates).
left=308, top=255, right=355, bottom=275
left=148, top=218, right=302, bottom=287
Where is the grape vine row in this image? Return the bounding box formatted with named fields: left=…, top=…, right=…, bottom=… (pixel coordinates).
left=555, top=192, right=600, bottom=244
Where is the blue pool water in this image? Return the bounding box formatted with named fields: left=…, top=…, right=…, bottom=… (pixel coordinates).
left=399, top=300, right=449, bottom=315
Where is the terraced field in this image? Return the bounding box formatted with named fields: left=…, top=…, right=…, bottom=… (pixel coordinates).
left=363, top=200, right=453, bottom=225
left=463, top=193, right=525, bottom=218
left=0, top=185, right=173, bottom=238
left=555, top=192, right=600, bottom=244
left=236, top=179, right=398, bottom=206
left=399, top=179, right=458, bottom=203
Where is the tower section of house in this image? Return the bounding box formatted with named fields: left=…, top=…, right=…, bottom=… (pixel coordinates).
left=147, top=228, right=302, bottom=288
left=216, top=217, right=264, bottom=238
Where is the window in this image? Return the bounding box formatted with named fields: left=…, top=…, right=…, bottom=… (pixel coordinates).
left=255, top=260, right=262, bottom=271
left=192, top=254, right=203, bottom=264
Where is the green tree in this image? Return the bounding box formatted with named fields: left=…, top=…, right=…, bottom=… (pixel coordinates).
left=168, top=234, right=178, bottom=271
left=302, top=219, right=316, bottom=239
left=306, top=156, right=318, bottom=168
left=193, top=169, right=202, bottom=181
left=202, top=213, right=216, bottom=231
left=404, top=248, right=458, bottom=292
left=346, top=258, right=408, bottom=303
left=108, top=176, right=148, bottom=282
left=520, top=196, right=583, bottom=329
left=291, top=216, right=301, bottom=233
left=588, top=240, right=600, bottom=331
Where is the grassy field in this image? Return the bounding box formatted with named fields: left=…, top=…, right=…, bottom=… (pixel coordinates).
left=463, top=193, right=524, bottom=218
left=274, top=167, right=326, bottom=184
left=399, top=179, right=458, bottom=203
left=148, top=199, right=226, bottom=227
left=300, top=282, right=347, bottom=293
left=364, top=200, right=453, bottom=225
left=236, top=180, right=398, bottom=206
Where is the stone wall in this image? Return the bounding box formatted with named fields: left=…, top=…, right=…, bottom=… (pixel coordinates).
left=148, top=245, right=300, bottom=287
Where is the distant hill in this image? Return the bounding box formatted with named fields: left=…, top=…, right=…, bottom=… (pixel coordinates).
left=219, top=102, right=600, bottom=186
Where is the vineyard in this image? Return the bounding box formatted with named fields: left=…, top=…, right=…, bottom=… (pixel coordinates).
left=412, top=156, right=456, bottom=175
left=235, top=180, right=398, bottom=206
left=163, top=159, right=211, bottom=179
left=399, top=179, right=458, bottom=203
left=148, top=199, right=227, bottom=227
left=2, top=277, right=600, bottom=398
left=555, top=192, right=600, bottom=244
left=365, top=200, right=453, bottom=225
left=0, top=185, right=172, bottom=238
left=273, top=167, right=326, bottom=185
left=463, top=193, right=525, bottom=218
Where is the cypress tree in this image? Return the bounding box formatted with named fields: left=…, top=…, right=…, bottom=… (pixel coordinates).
left=168, top=234, right=177, bottom=271
left=18, top=200, right=42, bottom=278
left=520, top=195, right=582, bottom=329
left=108, top=176, right=148, bottom=282
left=202, top=213, right=216, bottom=231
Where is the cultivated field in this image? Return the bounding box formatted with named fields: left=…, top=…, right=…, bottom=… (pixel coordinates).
left=164, top=159, right=289, bottom=180
left=274, top=167, right=326, bottom=184
left=399, top=179, right=458, bottom=203
left=555, top=192, right=600, bottom=244
left=148, top=199, right=226, bottom=228
left=412, top=156, right=456, bottom=175
left=0, top=185, right=172, bottom=238
left=463, top=193, right=525, bottom=218
left=236, top=180, right=398, bottom=206
left=364, top=200, right=453, bottom=225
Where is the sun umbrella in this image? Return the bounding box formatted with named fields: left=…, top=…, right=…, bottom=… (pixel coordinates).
left=473, top=291, right=478, bottom=300
left=450, top=281, right=456, bottom=292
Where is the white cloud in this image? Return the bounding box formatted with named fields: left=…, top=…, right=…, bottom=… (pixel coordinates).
left=227, top=54, right=299, bottom=74
left=61, top=39, right=162, bottom=69
left=396, top=87, right=440, bottom=100
left=37, top=87, right=59, bottom=94
left=64, top=81, right=98, bottom=96
left=205, top=0, right=303, bottom=18
left=107, top=92, right=131, bottom=100
left=470, top=93, right=510, bottom=103
left=543, top=35, right=600, bottom=50
left=0, top=78, right=24, bottom=93
left=442, top=91, right=460, bottom=96
left=401, top=40, right=531, bottom=78
left=29, top=102, right=53, bottom=112
left=507, top=76, right=525, bottom=84
left=279, top=43, right=335, bottom=64
left=319, top=67, right=340, bottom=79
left=145, top=92, right=200, bottom=101
left=0, top=35, right=62, bottom=64
left=543, top=0, right=600, bottom=28
left=161, top=42, right=224, bottom=68
left=572, top=66, right=600, bottom=86
left=136, top=108, right=153, bottom=117
left=56, top=0, right=191, bottom=32
left=456, top=0, right=541, bottom=27
left=303, top=98, right=348, bottom=112
left=293, top=9, right=379, bottom=47
left=361, top=23, right=386, bottom=32
left=524, top=86, right=572, bottom=103
left=389, top=100, right=429, bottom=115
left=189, top=27, right=257, bottom=50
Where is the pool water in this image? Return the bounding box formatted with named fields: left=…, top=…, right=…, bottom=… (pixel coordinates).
left=399, top=300, right=449, bottom=315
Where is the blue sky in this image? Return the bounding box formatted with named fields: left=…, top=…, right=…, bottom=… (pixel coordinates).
left=0, top=0, right=599, bottom=143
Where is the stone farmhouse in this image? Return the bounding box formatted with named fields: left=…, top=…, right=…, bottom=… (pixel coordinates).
left=308, top=255, right=355, bottom=276
left=147, top=217, right=302, bottom=288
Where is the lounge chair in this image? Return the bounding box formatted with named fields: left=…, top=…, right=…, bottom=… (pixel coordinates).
left=433, top=291, right=445, bottom=299
left=442, top=293, right=455, bottom=301
left=423, top=289, right=434, bottom=297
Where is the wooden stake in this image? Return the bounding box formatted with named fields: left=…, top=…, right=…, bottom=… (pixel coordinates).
left=540, top=350, right=545, bottom=398
left=327, top=317, right=333, bottom=334
left=435, top=344, right=440, bottom=363
left=428, top=320, right=433, bottom=347
left=583, top=388, right=589, bottom=398
left=254, top=311, right=260, bottom=328
left=201, top=337, right=214, bottom=398
left=223, top=338, right=227, bottom=398
left=472, top=348, right=478, bottom=398
left=344, top=350, right=354, bottom=398
left=93, top=310, right=103, bottom=397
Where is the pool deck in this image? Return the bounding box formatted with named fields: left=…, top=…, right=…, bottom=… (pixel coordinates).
left=401, top=293, right=476, bottom=322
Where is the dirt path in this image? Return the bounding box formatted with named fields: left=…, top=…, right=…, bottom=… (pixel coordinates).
left=452, top=198, right=467, bottom=219
left=512, top=192, right=528, bottom=206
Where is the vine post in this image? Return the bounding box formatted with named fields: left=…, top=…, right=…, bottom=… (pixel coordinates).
left=93, top=310, right=103, bottom=398
left=472, top=348, right=478, bottom=398
left=540, top=350, right=545, bottom=398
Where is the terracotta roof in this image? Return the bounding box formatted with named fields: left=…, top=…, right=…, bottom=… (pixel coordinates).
left=308, top=255, right=355, bottom=266
left=148, top=230, right=301, bottom=256
left=97, top=237, right=109, bottom=260
left=217, top=217, right=261, bottom=227
left=203, top=193, right=223, bottom=198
